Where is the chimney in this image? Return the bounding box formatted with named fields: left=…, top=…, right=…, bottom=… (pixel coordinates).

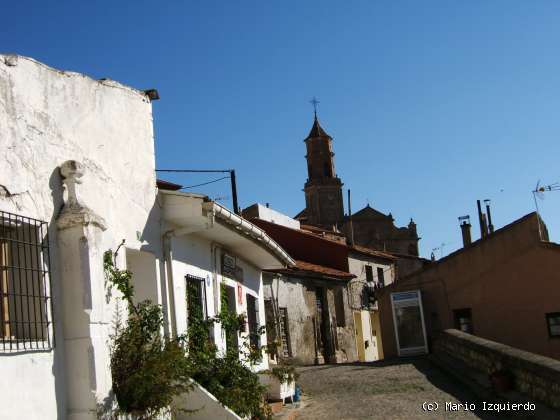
left=458, top=216, right=472, bottom=247
left=484, top=199, right=494, bottom=234
left=481, top=213, right=488, bottom=237
left=477, top=200, right=487, bottom=238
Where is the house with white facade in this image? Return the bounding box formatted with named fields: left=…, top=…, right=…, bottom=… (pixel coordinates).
left=0, top=54, right=293, bottom=420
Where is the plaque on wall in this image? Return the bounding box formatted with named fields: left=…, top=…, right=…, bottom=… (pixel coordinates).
left=222, top=253, right=236, bottom=278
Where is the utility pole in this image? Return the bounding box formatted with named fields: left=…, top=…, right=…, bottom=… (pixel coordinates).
left=230, top=170, right=239, bottom=215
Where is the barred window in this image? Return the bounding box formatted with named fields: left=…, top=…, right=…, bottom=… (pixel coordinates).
left=186, top=274, right=207, bottom=323
left=0, top=211, right=53, bottom=351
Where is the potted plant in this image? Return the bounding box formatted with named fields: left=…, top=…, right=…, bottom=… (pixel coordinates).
left=259, top=365, right=299, bottom=401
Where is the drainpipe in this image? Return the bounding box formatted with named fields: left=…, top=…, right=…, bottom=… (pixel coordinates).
left=163, top=233, right=178, bottom=338
left=211, top=241, right=221, bottom=316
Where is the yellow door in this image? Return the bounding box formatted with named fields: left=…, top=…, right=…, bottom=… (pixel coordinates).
left=370, top=311, right=384, bottom=360
left=353, top=311, right=365, bottom=362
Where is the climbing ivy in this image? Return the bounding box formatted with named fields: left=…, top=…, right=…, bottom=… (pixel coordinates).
left=187, top=282, right=271, bottom=419
left=105, top=241, right=272, bottom=419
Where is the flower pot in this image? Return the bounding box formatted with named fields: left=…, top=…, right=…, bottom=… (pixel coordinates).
left=258, top=373, right=295, bottom=401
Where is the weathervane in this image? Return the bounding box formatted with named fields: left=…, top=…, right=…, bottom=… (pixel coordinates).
left=309, top=96, right=320, bottom=118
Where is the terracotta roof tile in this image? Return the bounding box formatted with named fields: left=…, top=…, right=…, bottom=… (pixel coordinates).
left=349, top=244, right=397, bottom=261
left=270, top=259, right=354, bottom=280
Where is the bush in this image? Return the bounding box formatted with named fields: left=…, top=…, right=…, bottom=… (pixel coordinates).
left=105, top=246, right=192, bottom=419
left=186, top=300, right=272, bottom=419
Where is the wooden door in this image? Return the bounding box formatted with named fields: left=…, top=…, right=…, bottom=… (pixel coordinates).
left=353, top=311, right=365, bottom=362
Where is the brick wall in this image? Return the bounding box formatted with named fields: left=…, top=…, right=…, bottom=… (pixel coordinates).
left=433, top=329, right=560, bottom=410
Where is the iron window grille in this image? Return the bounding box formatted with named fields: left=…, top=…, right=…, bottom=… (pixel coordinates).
left=185, top=274, right=207, bottom=323
left=0, top=210, right=53, bottom=351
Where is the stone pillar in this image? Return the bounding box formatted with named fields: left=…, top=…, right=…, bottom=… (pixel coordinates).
left=56, top=160, right=109, bottom=420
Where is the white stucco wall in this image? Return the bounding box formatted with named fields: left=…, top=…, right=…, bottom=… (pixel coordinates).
left=347, top=254, right=395, bottom=287
left=169, top=234, right=269, bottom=371
left=0, top=55, right=160, bottom=419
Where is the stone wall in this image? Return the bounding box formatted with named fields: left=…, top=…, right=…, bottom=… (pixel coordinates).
left=433, top=329, right=560, bottom=410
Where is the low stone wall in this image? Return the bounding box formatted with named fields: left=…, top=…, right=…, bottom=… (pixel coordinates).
left=432, top=329, right=560, bottom=410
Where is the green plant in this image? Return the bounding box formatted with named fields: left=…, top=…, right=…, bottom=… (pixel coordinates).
left=269, top=364, right=300, bottom=383
left=106, top=242, right=271, bottom=419
left=186, top=282, right=272, bottom=419
left=105, top=243, right=192, bottom=419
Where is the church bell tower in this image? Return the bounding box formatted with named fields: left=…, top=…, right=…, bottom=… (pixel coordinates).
left=303, top=110, right=344, bottom=228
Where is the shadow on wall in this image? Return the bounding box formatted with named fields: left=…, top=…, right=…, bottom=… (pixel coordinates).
left=48, top=166, right=67, bottom=420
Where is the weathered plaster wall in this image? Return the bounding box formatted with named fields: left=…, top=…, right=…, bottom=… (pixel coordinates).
left=264, top=276, right=317, bottom=365
left=0, top=55, right=159, bottom=419
left=264, top=274, right=358, bottom=365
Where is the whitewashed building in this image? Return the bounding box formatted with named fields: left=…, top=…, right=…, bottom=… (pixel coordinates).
left=0, top=55, right=292, bottom=420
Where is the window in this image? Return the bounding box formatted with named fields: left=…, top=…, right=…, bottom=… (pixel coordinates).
left=365, top=265, right=373, bottom=282
left=1, top=210, right=53, bottom=351
left=377, top=267, right=385, bottom=287
left=546, top=312, right=560, bottom=338
left=453, top=308, right=473, bottom=334
left=222, top=285, right=239, bottom=352
left=185, top=274, right=207, bottom=323
left=246, top=294, right=259, bottom=349
left=278, top=307, right=291, bottom=357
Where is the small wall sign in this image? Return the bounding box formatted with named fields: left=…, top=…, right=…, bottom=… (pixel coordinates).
left=237, top=284, right=243, bottom=305
left=222, top=253, right=236, bottom=278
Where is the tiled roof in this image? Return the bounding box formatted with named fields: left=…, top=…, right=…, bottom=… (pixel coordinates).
left=156, top=179, right=182, bottom=191
left=300, top=224, right=345, bottom=237
left=349, top=244, right=397, bottom=261
left=270, top=259, right=355, bottom=280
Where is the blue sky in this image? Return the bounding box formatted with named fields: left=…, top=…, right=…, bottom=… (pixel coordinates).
left=4, top=1, right=560, bottom=257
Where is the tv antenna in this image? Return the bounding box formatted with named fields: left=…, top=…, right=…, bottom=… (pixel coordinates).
left=532, top=180, right=560, bottom=240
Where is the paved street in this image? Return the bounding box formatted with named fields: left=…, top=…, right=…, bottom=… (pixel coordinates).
left=295, top=358, right=504, bottom=420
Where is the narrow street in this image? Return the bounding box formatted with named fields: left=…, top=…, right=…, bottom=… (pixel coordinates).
left=295, top=357, right=501, bottom=420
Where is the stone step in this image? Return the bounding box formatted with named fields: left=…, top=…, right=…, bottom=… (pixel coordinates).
left=268, top=399, right=284, bottom=414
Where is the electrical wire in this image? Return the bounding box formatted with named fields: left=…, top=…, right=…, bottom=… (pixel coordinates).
left=181, top=176, right=230, bottom=189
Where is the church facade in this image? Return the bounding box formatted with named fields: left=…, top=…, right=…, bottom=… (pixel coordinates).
left=295, top=114, right=420, bottom=257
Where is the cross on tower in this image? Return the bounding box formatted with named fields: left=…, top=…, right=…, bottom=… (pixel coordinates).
left=309, top=96, right=320, bottom=118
